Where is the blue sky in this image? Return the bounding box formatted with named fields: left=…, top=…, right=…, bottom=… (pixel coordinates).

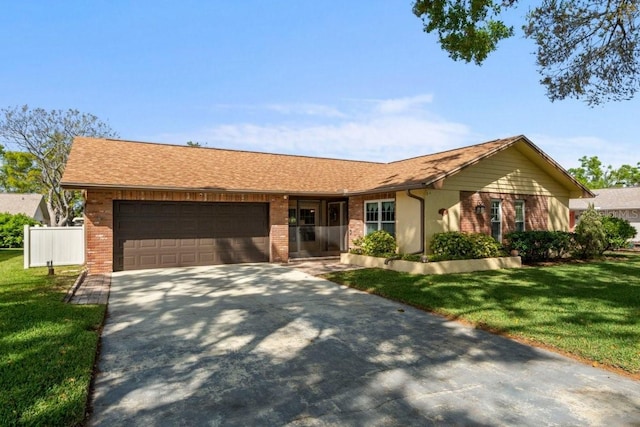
left=2, top=1, right=638, bottom=170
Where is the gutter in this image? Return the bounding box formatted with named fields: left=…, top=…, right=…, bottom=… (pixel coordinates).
left=406, top=189, right=426, bottom=256
left=386, top=189, right=427, bottom=265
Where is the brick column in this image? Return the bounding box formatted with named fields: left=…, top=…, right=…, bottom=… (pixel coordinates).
left=269, top=196, right=289, bottom=262
left=84, top=190, right=114, bottom=274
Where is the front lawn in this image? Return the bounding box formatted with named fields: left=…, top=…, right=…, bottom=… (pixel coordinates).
left=325, top=253, right=640, bottom=376
left=0, top=250, right=105, bottom=426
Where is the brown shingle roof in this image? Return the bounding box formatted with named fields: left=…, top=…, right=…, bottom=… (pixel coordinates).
left=61, top=135, right=590, bottom=196
left=62, top=137, right=378, bottom=194
left=358, top=136, right=523, bottom=192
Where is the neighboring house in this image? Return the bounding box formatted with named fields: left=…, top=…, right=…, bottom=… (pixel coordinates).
left=570, top=187, right=640, bottom=242
left=0, top=193, right=50, bottom=225
left=61, top=135, right=593, bottom=273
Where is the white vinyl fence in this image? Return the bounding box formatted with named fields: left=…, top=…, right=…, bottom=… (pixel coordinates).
left=23, top=225, right=85, bottom=268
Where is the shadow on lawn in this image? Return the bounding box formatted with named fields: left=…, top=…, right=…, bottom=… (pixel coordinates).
left=0, top=249, right=23, bottom=263
left=325, top=257, right=640, bottom=376
left=0, top=260, right=104, bottom=426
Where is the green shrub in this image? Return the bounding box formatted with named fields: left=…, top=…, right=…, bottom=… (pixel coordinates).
left=0, top=212, right=38, bottom=248
left=505, top=230, right=575, bottom=262
left=430, top=231, right=503, bottom=261
left=573, top=206, right=607, bottom=259
left=351, top=230, right=397, bottom=257
left=400, top=253, right=423, bottom=262
left=467, top=233, right=504, bottom=258
left=601, top=216, right=637, bottom=251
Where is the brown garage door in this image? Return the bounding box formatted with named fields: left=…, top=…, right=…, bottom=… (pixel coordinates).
left=113, top=201, right=269, bottom=271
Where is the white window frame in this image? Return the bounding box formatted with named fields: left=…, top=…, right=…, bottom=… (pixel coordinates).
left=515, top=200, right=525, bottom=232
left=364, top=199, right=395, bottom=236
left=490, top=199, right=502, bottom=242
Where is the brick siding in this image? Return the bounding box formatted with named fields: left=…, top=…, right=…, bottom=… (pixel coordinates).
left=347, top=192, right=396, bottom=249
left=460, top=191, right=548, bottom=241
left=84, top=189, right=289, bottom=274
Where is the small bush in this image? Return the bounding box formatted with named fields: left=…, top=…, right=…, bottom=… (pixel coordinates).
left=505, top=230, right=574, bottom=262
left=467, top=233, right=504, bottom=258
left=0, top=212, right=38, bottom=248
left=601, top=216, right=637, bottom=251
left=430, top=231, right=503, bottom=261
left=574, top=206, right=607, bottom=259
left=351, top=230, right=396, bottom=257
left=400, top=253, right=423, bottom=262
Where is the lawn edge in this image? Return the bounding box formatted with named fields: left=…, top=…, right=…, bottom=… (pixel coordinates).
left=323, top=273, right=640, bottom=382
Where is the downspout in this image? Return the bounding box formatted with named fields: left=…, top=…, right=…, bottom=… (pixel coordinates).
left=385, top=189, right=427, bottom=265
left=407, top=189, right=427, bottom=260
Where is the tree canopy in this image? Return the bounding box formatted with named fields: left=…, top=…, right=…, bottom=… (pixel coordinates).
left=0, top=106, right=118, bottom=226
left=413, top=0, right=640, bottom=105
left=0, top=148, right=42, bottom=193
left=568, top=155, right=640, bottom=188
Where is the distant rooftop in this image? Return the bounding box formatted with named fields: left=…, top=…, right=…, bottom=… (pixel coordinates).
left=570, top=187, right=640, bottom=210
left=0, top=193, right=50, bottom=223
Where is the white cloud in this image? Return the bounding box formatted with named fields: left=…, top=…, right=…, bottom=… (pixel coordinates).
left=372, top=94, right=435, bottom=115
left=265, top=103, right=346, bottom=118
left=195, top=116, right=470, bottom=162
left=145, top=96, right=636, bottom=171
left=152, top=95, right=474, bottom=162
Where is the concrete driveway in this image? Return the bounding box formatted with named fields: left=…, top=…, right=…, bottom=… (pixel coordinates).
left=90, top=264, right=640, bottom=426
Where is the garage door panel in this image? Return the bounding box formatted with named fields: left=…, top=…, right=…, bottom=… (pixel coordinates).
left=138, top=239, right=160, bottom=249
left=179, top=239, right=197, bottom=248
left=155, top=239, right=174, bottom=248
left=114, top=201, right=269, bottom=271
left=198, top=252, right=215, bottom=263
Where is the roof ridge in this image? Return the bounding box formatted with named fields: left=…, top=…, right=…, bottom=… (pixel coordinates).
left=85, top=137, right=385, bottom=165
left=384, top=135, right=523, bottom=165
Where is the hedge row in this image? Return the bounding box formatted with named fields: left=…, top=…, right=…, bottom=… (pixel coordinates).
left=0, top=213, right=38, bottom=248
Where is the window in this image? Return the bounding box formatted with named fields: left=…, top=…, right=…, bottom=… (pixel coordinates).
left=515, top=200, right=525, bottom=232
left=490, top=199, right=502, bottom=242
left=365, top=200, right=395, bottom=236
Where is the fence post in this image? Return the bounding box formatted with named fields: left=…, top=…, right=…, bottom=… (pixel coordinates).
left=23, top=225, right=30, bottom=269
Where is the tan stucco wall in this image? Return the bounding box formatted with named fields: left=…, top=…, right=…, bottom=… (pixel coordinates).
left=424, top=189, right=460, bottom=253
left=548, top=196, right=570, bottom=231
left=395, top=191, right=422, bottom=254
left=395, top=189, right=461, bottom=255
left=341, top=253, right=522, bottom=274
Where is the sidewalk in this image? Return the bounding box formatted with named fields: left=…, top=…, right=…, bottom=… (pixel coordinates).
left=67, top=273, right=111, bottom=305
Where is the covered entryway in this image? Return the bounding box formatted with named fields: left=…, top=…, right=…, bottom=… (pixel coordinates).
left=113, top=201, right=269, bottom=271
left=288, top=198, right=348, bottom=259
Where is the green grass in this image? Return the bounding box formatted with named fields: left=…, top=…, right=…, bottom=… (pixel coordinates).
left=325, top=253, right=640, bottom=375
left=0, top=249, right=106, bottom=426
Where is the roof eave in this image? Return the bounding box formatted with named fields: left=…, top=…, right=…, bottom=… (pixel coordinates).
left=61, top=182, right=348, bottom=197
left=514, top=136, right=596, bottom=198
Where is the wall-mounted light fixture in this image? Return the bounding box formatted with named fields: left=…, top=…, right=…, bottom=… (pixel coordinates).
left=475, top=202, right=486, bottom=215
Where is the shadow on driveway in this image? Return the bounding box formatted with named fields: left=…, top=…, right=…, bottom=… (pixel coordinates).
left=90, top=264, right=640, bottom=426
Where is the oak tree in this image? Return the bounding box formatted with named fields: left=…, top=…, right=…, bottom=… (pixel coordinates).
left=568, top=155, right=640, bottom=188
left=0, top=148, right=42, bottom=193
left=413, top=0, right=640, bottom=105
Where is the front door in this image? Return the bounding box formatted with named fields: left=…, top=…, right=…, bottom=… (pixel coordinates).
left=297, top=201, right=321, bottom=256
